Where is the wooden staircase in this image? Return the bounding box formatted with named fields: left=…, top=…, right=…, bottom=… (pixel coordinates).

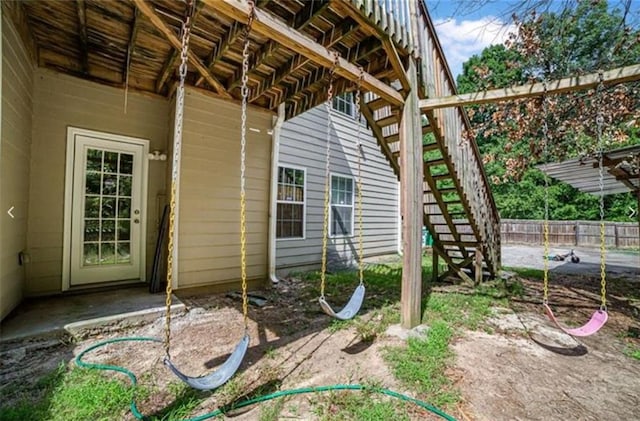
left=358, top=8, right=501, bottom=282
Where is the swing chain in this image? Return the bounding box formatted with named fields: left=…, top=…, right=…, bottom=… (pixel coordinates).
left=165, top=0, right=195, bottom=358
left=595, top=70, right=607, bottom=312
left=541, top=81, right=550, bottom=305
left=239, top=0, right=256, bottom=331
left=355, top=67, right=364, bottom=286
left=320, top=52, right=340, bottom=299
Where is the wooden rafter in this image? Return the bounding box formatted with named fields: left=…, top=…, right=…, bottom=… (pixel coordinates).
left=155, top=2, right=205, bottom=93
left=227, top=0, right=332, bottom=91
left=133, top=0, right=231, bottom=98
left=208, top=0, right=403, bottom=106
left=420, top=64, right=640, bottom=110
left=124, top=8, right=140, bottom=83
left=278, top=36, right=383, bottom=107
left=195, top=22, right=243, bottom=87
left=249, top=20, right=359, bottom=102
left=76, top=0, right=89, bottom=74
left=333, top=0, right=410, bottom=90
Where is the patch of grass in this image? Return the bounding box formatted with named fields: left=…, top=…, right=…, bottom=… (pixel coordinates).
left=311, top=389, right=411, bottom=421
left=384, top=321, right=459, bottom=409
left=623, top=345, right=640, bottom=360
left=0, top=364, right=136, bottom=421
left=423, top=291, right=502, bottom=331
left=259, top=398, right=286, bottom=421
left=506, top=267, right=544, bottom=280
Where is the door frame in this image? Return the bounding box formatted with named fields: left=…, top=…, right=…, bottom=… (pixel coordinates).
left=62, top=127, right=150, bottom=291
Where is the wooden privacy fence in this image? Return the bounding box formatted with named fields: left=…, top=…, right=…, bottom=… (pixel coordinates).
left=501, top=219, right=639, bottom=248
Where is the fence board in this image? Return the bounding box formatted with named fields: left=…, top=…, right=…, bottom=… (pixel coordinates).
left=500, top=219, right=639, bottom=248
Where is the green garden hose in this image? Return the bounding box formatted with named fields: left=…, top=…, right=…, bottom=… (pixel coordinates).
left=76, top=337, right=456, bottom=421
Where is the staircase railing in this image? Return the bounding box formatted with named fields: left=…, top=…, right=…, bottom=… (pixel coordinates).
left=415, top=1, right=502, bottom=273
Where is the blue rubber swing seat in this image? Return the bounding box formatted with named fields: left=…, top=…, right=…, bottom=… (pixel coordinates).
left=164, top=333, right=250, bottom=391
left=319, top=284, right=366, bottom=320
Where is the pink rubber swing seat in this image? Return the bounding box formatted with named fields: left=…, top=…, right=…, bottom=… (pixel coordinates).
left=543, top=303, right=608, bottom=337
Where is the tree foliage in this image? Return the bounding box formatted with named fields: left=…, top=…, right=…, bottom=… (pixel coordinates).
left=456, top=0, right=639, bottom=221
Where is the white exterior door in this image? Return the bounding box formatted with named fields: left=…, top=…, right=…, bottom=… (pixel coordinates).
left=65, top=129, right=148, bottom=287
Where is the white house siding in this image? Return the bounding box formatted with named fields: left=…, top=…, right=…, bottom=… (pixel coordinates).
left=27, top=69, right=169, bottom=295
left=1, top=13, right=34, bottom=319
left=176, top=89, right=272, bottom=288
left=276, top=104, right=399, bottom=273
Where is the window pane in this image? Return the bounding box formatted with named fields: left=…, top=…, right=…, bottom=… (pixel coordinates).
left=276, top=203, right=304, bottom=238
left=85, top=196, right=100, bottom=218
left=102, top=219, right=116, bottom=241
left=102, top=174, right=118, bottom=195
left=119, top=176, right=132, bottom=197
left=120, top=153, right=133, bottom=175
left=84, top=219, right=100, bottom=242
left=117, top=242, right=131, bottom=264
left=83, top=243, right=99, bottom=266
left=103, top=152, right=119, bottom=173
left=86, top=172, right=101, bottom=194
left=101, top=242, right=116, bottom=264
left=86, top=149, right=102, bottom=171
left=331, top=206, right=353, bottom=236
left=102, top=197, right=116, bottom=218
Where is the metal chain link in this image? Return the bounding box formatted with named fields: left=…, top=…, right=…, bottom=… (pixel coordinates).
left=320, top=52, right=340, bottom=299
left=239, top=1, right=256, bottom=331
left=595, top=71, right=607, bottom=311
left=541, top=81, right=550, bottom=305
left=355, top=68, right=364, bottom=286
left=165, top=0, right=195, bottom=359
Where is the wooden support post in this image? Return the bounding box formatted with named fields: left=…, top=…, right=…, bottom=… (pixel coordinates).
left=399, top=58, right=423, bottom=329
left=474, top=248, right=482, bottom=285
left=432, top=248, right=438, bottom=284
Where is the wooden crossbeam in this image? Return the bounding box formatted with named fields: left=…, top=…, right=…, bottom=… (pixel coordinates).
left=124, top=8, right=140, bottom=83
left=196, top=22, right=243, bottom=87
left=250, top=20, right=359, bottom=102
left=208, top=0, right=403, bottom=106
left=134, top=0, right=230, bottom=98
left=228, top=0, right=334, bottom=92
left=76, top=0, right=89, bottom=74
left=381, top=37, right=410, bottom=93
left=420, top=64, right=640, bottom=110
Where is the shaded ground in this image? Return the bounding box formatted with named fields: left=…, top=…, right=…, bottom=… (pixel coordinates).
left=1, top=253, right=639, bottom=420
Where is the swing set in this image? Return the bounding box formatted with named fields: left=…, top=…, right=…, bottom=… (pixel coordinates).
left=160, top=0, right=366, bottom=390
left=539, top=75, right=608, bottom=337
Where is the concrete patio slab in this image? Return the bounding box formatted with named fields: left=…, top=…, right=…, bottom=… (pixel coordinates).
left=0, top=287, right=184, bottom=342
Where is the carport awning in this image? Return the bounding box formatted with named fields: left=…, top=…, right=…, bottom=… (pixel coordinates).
left=538, top=145, right=640, bottom=195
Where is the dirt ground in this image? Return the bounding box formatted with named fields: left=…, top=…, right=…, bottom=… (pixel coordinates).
left=1, top=267, right=639, bottom=420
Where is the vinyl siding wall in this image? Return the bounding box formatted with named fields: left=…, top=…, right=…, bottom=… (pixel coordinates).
left=27, top=69, right=169, bottom=295
left=176, top=89, right=272, bottom=288
left=276, top=105, right=399, bottom=272
left=1, top=14, right=34, bottom=319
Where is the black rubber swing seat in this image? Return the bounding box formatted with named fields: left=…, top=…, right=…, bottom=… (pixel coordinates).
left=164, top=333, right=250, bottom=390
left=319, top=284, right=366, bottom=320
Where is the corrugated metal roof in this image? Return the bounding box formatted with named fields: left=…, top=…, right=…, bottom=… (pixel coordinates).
left=538, top=145, right=640, bottom=196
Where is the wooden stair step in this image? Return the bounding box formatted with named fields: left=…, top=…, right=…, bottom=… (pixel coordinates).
left=385, top=125, right=434, bottom=143
left=440, top=240, right=480, bottom=247
left=424, top=158, right=445, bottom=167
left=376, top=114, right=398, bottom=127
left=366, top=96, right=389, bottom=110
left=431, top=173, right=452, bottom=181
left=424, top=200, right=461, bottom=206
left=431, top=187, right=458, bottom=194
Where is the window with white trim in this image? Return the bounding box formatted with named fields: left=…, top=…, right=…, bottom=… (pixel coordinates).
left=277, top=166, right=305, bottom=239
left=330, top=174, right=354, bottom=237
left=332, top=93, right=355, bottom=117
